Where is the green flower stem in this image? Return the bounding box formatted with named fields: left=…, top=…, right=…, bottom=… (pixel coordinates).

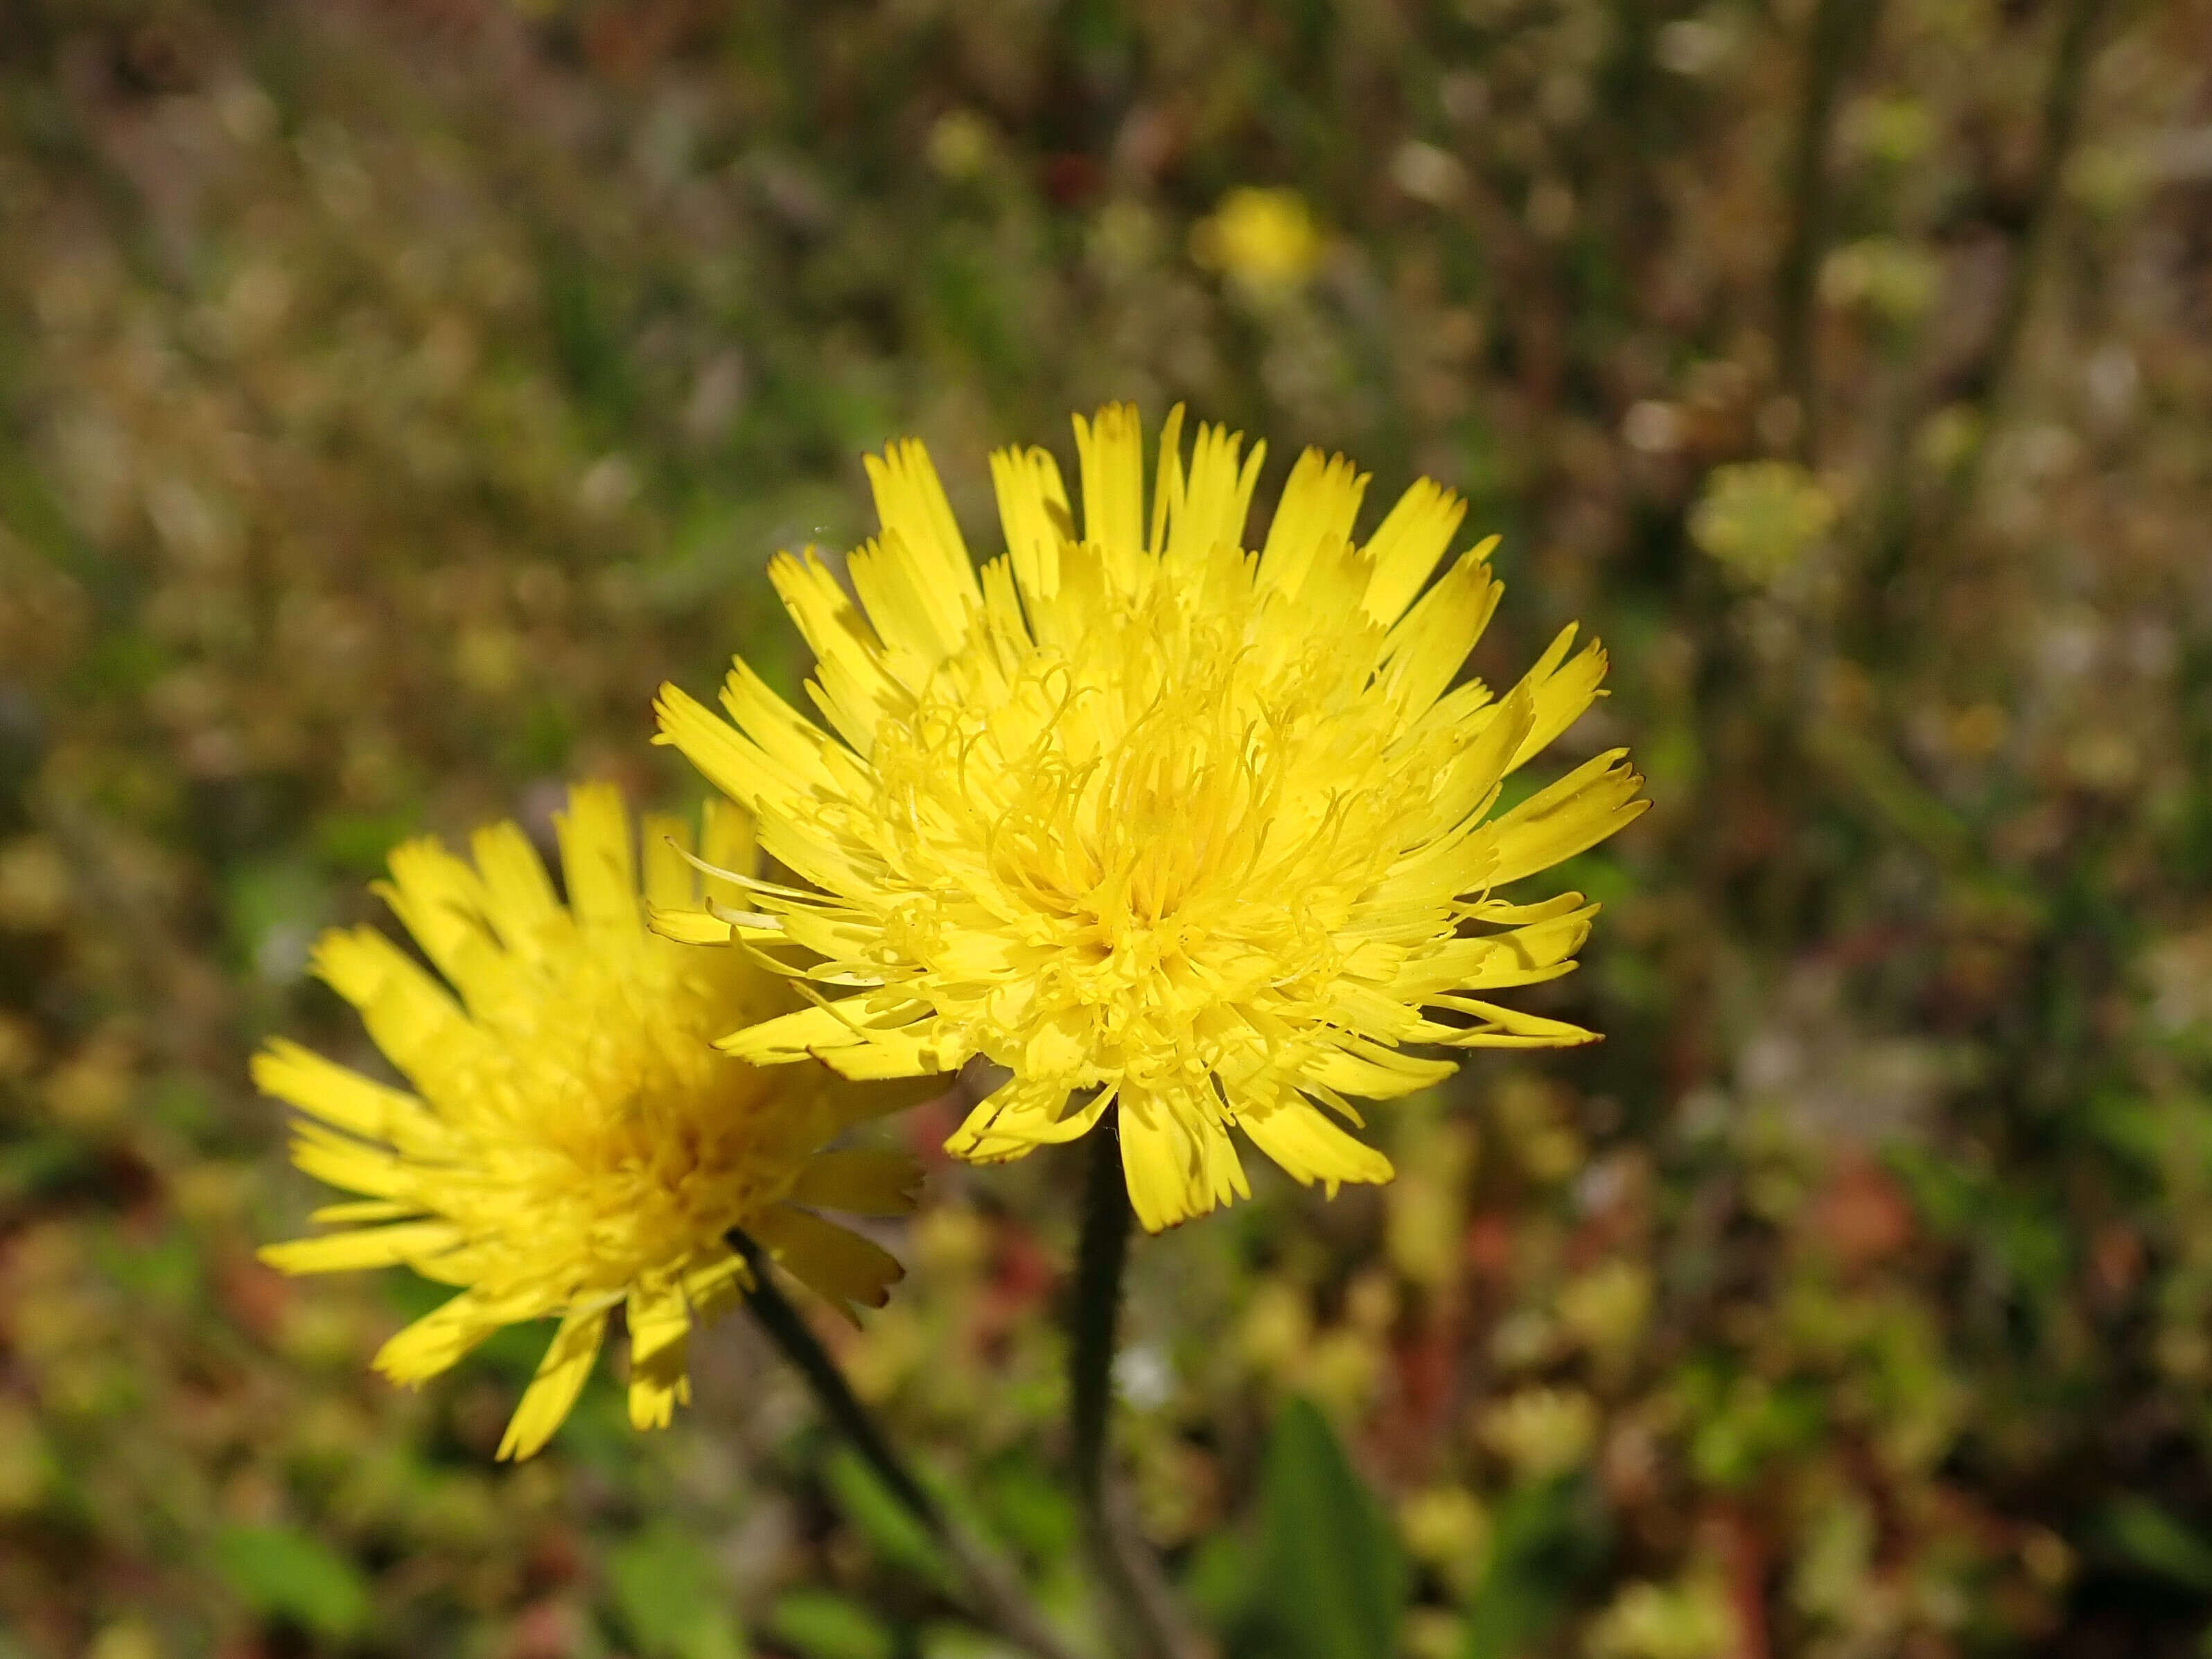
left=1068, top=1121, right=1198, bottom=1659
left=729, top=1229, right=1081, bottom=1659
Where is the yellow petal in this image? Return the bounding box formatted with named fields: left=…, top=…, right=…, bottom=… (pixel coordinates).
left=648, top=904, right=735, bottom=946
left=1162, top=418, right=1265, bottom=572
left=863, top=437, right=983, bottom=617
left=1421, top=996, right=1599, bottom=1048
left=640, top=811, right=696, bottom=912
left=1477, top=751, right=1648, bottom=888
left=252, top=1037, right=434, bottom=1146
left=682, top=1251, right=754, bottom=1318
left=947, top=1078, right=1112, bottom=1163
left=1257, top=447, right=1369, bottom=599
left=1362, top=477, right=1471, bottom=624
left=719, top=1001, right=954, bottom=1078
left=374, top=837, right=498, bottom=1001
left=1464, top=892, right=1590, bottom=925
left=1300, top=1042, right=1457, bottom=1100
left=308, top=1198, right=418, bottom=1225
left=848, top=530, right=972, bottom=682
left=787, top=1148, right=926, bottom=1216
left=465, top=819, right=561, bottom=959
left=555, top=782, right=641, bottom=940
left=498, top=1307, right=608, bottom=1460
left=1240, top=1098, right=1395, bottom=1195
left=769, top=549, right=901, bottom=757
left=1508, top=626, right=1609, bottom=771
left=1118, top=1091, right=1247, bottom=1233
left=258, top=1220, right=462, bottom=1276
left=626, top=1283, right=694, bottom=1432
left=311, top=926, right=485, bottom=1089
left=1073, top=403, right=1148, bottom=584
left=699, top=796, right=760, bottom=890
left=749, top=1206, right=904, bottom=1317
left=374, top=1288, right=534, bottom=1385
left=1378, top=544, right=1503, bottom=717
left=704, top=665, right=828, bottom=798
left=990, top=444, right=1075, bottom=615
left=288, top=1121, right=412, bottom=1200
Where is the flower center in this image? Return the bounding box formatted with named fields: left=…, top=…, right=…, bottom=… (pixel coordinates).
left=862, top=559, right=1434, bottom=1093
left=448, top=955, right=809, bottom=1299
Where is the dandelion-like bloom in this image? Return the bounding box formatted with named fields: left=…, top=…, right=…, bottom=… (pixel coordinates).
left=1688, top=460, right=1837, bottom=586
left=256, top=784, right=920, bottom=1458
left=656, top=407, right=1647, bottom=1231
left=1191, top=186, right=1324, bottom=296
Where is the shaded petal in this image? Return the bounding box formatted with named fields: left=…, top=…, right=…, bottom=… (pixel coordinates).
left=750, top=1206, right=904, bottom=1319
left=626, top=1281, right=694, bottom=1432
left=787, top=1148, right=926, bottom=1216
left=990, top=444, right=1075, bottom=617
left=1258, top=447, right=1369, bottom=599
left=946, top=1077, right=1111, bottom=1163
left=1118, top=1091, right=1247, bottom=1232
left=1475, top=751, right=1649, bottom=888
left=1240, top=1098, right=1396, bottom=1195
left=374, top=1286, right=544, bottom=1385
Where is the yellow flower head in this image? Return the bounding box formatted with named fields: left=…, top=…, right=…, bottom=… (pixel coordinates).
left=656, top=406, right=1647, bottom=1232
left=256, top=783, right=920, bottom=1459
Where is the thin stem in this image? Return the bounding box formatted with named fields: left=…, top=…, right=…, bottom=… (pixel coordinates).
left=1965, top=0, right=2109, bottom=437
left=1069, top=1121, right=1132, bottom=1522
left=1774, top=0, right=1886, bottom=464
left=1068, top=1121, right=1197, bottom=1659
left=1851, top=0, right=2111, bottom=640
left=730, top=1229, right=1082, bottom=1659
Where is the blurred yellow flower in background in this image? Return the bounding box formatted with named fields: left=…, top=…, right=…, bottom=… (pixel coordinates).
left=656, top=406, right=1646, bottom=1231
left=1191, top=186, right=1324, bottom=295
left=1687, top=460, right=1838, bottom=586
left=257, top=784, right=920, bottom=1459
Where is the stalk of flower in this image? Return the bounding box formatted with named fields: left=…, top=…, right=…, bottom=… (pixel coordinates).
left=654, top=404, right=1649, bottom=1235
left=255, top=782, right=923, bottom=1461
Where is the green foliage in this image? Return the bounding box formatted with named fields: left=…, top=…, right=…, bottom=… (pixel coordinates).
left=2098, top=1499, right=2212, bottom=1595
left=1229, top=1397, right=1407, bottom=1659
left=211, top=1524, right=370, bottom=1641
left=825, top=1443, right=953, bottom=1588
left=765, top=1590, right=896, bottom=1659
left=606, top=1523, right=749, bottom=1659
left=1460, top=1479, right=1608, bottom=1659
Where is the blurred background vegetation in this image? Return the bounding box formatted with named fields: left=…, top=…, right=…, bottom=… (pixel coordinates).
left=4, top=0, right=2212, bottom=1654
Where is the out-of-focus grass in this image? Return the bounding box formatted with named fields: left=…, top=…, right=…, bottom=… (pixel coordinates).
left=5, top=1, right=2212, bottom=1655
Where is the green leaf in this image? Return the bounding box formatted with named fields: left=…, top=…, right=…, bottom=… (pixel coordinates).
left=2100, top=1498, right=2212, bottom=1592
left=825, top=1443, right=952, bottom=1587
left=1460, top=1477, right=1608, bottom=1659
left=1234, top=1396, right=1407, bottom=1659
left=606, top=1522, right=748, bottom=1659
left=212, top=1523, right=371, bottom=1640
left=764, top=1590, right=895, bottom=1659
left=976, top=1450, right=1078, bottom=1563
